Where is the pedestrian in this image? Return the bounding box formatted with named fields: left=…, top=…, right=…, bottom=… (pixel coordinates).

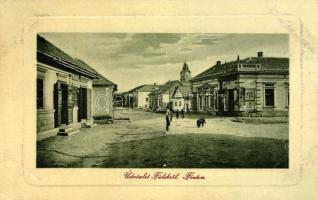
left=170, top=108, right=173, bottom=122
left=181, top=108, right=185, bottom=118
left=165, top=108, right=171, bottom=131
left=176, top=109, right=179, bottom=119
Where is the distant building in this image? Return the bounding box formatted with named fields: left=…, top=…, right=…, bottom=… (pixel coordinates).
left=123, top=84, right=159, bottom=109
left=191, top=52, right=289, bottom=116
left=149, top=80, right=182, bottom=110
left=171, top=85, right=192, bottom=112
left=37, top=35, right=116, bottom=136
left=148, top=61, right=192, bottom=111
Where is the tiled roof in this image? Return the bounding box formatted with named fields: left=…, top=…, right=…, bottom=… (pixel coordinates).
left=37, top=35, right=117, bottom=88
left=179, top=85, right=191, bottom=98
left=172, top=88, right=183, bottom=98
left=172, top=85, right=191, bottom=99
left=192, top=56, right=289, bottom=80
left=37, top=35, right=97, bottom=76
left=73, top=59, right=117, bottom=87
left=93, top=73, right=117, bottom=88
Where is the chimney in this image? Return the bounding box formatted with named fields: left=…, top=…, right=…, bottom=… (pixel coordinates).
left=216, top=61, right=221, bottom=65
left=257, top=51, right=263, bottom=58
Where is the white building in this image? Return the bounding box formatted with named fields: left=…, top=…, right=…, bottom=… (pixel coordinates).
left=124, top=84, right=159, bottom=109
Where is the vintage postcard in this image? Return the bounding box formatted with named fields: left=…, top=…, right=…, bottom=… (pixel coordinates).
left=36, top=32, right=290, bottom=170
left=20, top=16, right=301, bottom=186
left=2, top=1, right=318, bottom=199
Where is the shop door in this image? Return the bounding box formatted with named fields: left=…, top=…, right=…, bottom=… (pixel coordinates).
left=61, top=83, right=68, bottom=124
left=77, top=87, right=87, bottom=122
left=228, top=89, right=235, bottom=113
left=53, top=83, right=59, bottom=127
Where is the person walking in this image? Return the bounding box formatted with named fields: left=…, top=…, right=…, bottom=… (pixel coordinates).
left=176, top=109, right=179, bottom=119
left=181, top=108, right=185, bottom=118
left=170, top=108, right=173, bottom=122
left=165, top=108, right=171, bottom=131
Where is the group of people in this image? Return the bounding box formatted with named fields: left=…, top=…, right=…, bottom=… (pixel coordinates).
left=165, top=108, right=185, bottom=131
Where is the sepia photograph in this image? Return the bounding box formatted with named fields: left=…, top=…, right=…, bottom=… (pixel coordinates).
left=36, top=33, right=289, bottom=168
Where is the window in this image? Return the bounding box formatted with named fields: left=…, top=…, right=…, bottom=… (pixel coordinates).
left=214, top=89, right=218, bottom=111
left=37, top=78, right=44, bottom=109
left=175, top=101, right=177, bottom=106
left=179, top=101, right=181, bottom=106
left=205, top=94, right=209, bottom=108
left=264, top=83, right=275, bottom=107
left=200, top=95, right=203, bottom=110
left=146, top=98, right=149, bottom=102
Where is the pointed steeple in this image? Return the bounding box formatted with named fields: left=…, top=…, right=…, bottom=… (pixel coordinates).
left=237, top=54, right=240, bottom=61
left=180, top=60, right=191, bottom=84
left=182, top=60, right=191, bottom=73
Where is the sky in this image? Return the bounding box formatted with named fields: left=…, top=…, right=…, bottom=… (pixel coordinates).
left=40, top=33, right=289, bottom=92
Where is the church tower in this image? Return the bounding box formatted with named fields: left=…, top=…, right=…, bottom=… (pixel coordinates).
left=180, top=61, right=191, bottom=85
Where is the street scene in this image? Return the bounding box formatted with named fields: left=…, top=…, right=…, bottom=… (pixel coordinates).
left=36, top=33, right=289, bottom=168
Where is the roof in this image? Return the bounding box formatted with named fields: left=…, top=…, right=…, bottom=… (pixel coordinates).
left=93, top=73, right=117, bottom=88
left=37, top=35, right=97, bottom=78
left=172, top=88, right=183, bottom=98
left=37, top=35, right=117, bottom=89
left=192, top=56, right=289, bottom=81
left=172, top=85, right=191, bottom=99
left=127, top=84, right=160, bottom=93
left=149, top=80, right=182, bottom=96
left=74, top=59, right=117, bottom=88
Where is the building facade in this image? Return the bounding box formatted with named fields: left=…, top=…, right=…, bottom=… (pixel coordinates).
left=37, top=35, right=116, bottom=136
left=123, top=84, right=158, bottom=109
left=92, top=71, right=117, bottom=118
left=171, top=85, right=192, bottom=112
left=191, top=52, right=289, bottom=116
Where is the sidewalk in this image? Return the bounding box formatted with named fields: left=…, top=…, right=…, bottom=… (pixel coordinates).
left=232, top=116, right=288, bottom=124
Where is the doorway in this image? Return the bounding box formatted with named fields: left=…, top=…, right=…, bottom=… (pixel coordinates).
left=228, top=89, right=235, bottom=113
left=53, top=82, right=68, bottom=127
left=77, top=87, right=87, bottom=122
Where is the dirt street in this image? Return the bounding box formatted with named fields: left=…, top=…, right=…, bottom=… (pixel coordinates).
left=37, top=110, right=288, bottom=168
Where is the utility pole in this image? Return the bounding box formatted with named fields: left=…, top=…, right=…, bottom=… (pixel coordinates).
left=157, top=89, right=159, bottom=109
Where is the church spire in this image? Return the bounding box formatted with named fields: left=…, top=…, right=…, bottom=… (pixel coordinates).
left=182, top=60, right=191, bottom=73
left=180, top=60, right=191, bottom=84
